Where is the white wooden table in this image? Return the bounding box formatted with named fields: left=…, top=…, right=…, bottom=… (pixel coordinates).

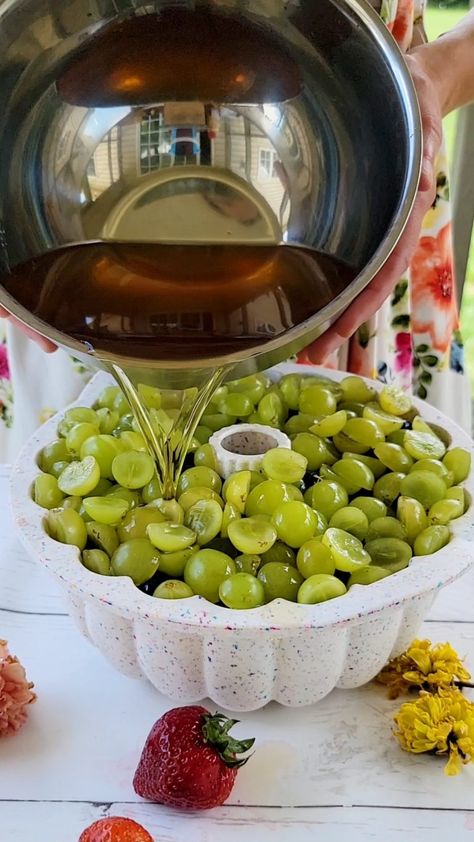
left=1, top=464, right=473, bottom=842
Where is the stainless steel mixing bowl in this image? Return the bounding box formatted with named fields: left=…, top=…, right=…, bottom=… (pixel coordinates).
left=0, top=0, right=421, bottom=388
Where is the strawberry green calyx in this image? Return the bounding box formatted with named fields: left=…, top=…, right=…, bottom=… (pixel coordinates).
left=201, top=712, right=255, bottom=768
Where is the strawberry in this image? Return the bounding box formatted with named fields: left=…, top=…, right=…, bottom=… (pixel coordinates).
left=133, top=705, right=254, bottom=810
left=78, top=816, right=153, bottom=842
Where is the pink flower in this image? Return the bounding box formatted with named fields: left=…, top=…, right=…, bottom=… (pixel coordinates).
left=0, top=640, right=36, bottom=737
left=0, top=344, right=10, bottom=380
left=394, top=332, right=412, bottom=375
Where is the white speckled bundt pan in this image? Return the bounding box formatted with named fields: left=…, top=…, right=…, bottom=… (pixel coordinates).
left=11, top=365, right=474, bottom=711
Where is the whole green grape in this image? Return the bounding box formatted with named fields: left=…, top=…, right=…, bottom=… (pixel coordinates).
left=219, top=573, right=266, bottom=609
left=257, top=562, right=303, bottom=602
left=184, top=549, right=236, bottom=603
left=297, top=574, right=346, bottom=604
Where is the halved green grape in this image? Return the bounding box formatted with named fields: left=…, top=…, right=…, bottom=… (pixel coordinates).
left=386, top=430, right=407, bottom=446
left=58, top=456, right=101, bottom=496
left=378, top=385, right=412, bottom=416
left=329, top=507, right=369, bottom=541
left=218, top=393, right=254, bottom=417
left=257, top=392, right=286, bottom=427
left=158, top=547, right=196, bottom=577
left=228, top=517, right=277, bottom=554
left=62, top=495, right=82, bottom=511
left=306, top=481, right=349, bottom=520
left=262, top=448, right=307, bottom=484
left=106, top=485, right=141, bottom=508
left=39, top=439, right=72, bottom=472
left=120, top=431, right=147, bottom=452
left=373, top=472, right=405, bottom=506
left=245, top=480, right=291, bottom=517
left=296, top=540, right=335, bottom=579
left=81, top=434, right=123, bottom=479
left=82, top=549, right=111, bottom=576
left=185, top=499, right=223, bottom=545
left=86, top=521, right=119, bottom=556
left=299, top=385, right=337, bottom=417
left=178, top=486, right=224, bottom=512
left=341, top=452, right=387, bottom=479
left=400, top=471, right=447, bottom=510
left=184, top=549, right=236, bottom=603
left=428, top=498, right=464, bottom=525
left=146, top=498, right=184, bottom=524
left=34, top=474, right=65, bottom=510
left=397, top=496, right=428, bottom=545
left=235, top=554, right=262, bottom=575
left=367, top=516, right=408, bottom=542
left=147, top=522, right=197, bottom=552
left=82, top=496, right=129, bottom=526
left=194, top=444, right=219, bottom=471
left=137, top=383, right=162, bottom=409
left=343, top=418, right=384, bottom=448
left=404, top=430, right=446, bottom=461
left=221, top=502, right=241, bottom=538
left=322, top=528, right=371, bottom=572
left=349, top=496, right=388, bottom=522
left=50, top=460, right=72, bottom=479
left=373, top=443, right=414, bottom=473
left=409, top=458, right=453, bottom=484
left=278, top=374, right=301, bottom=411
left=58, top=407, right=99, bottom=437
left=111, top=538, right=160, bottom=585
left=297, top=574, right=346, bottom=604
left=228, top=373, right=269, bottom=404
left=338, top=401, right=366, bottom=417
left=153, top=580, right=194, bottom=600
left=177, top=466, right=222, bottom=497
left=445, top=485, right=468, bottom=513
left=332, top=432, right=371, bottom=455
left=47, top=508, right=87, bottom=550
left=271, top=501, right=318, bottom=548
left=222, top=471, right=251, bottom=514
left=66, top=422, right=99, bottom=455
left=364, top=538, right=412, bottom=572
left=219, top=573, right=266, bottom=609
left=96, top=385, right=122, bottom=410
left=257, top=562, right=303, bottom=602
left=332, top=458, right=375, bottom=494
left=340, top=376, right=377, bottom=404
left=112, top=451, right=156, bottom=489
left=348, top=566, right=391, bottom=587
left=194, top=425, right=213, bottom=445
left=443, top=448, right=472, bottom=484
left=285, top=413, right=319, bottom=435
left=363, top=403, right=404, bottom=435
left=413, top=525, right=450, bottom=556
left=310, top=410, right=347, bottom=438
left=201, top=413, right=237, bottom=432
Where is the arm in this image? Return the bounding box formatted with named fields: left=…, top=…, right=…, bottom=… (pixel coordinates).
left=416, top=8, right=474, bottom=118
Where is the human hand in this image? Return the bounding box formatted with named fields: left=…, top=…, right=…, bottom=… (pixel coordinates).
left=304, top=49, right=443, bottom=364
left=0, top=306, right=57, bottom=352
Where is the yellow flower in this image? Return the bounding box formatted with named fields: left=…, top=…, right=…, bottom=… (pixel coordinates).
left=376, top=639, right=471, bottom=699
left=394, top=687, right=474, bottom=776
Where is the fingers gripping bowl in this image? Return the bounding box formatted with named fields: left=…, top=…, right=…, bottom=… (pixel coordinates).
left=11, top=365, right=474, bottom=712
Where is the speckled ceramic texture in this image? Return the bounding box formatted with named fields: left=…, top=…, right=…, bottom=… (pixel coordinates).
left=11, top=365, right=474, bottom=712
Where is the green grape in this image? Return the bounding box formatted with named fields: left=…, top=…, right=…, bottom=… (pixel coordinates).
left=257, top=562, right=303, bottom=602
left=95, top=408, right=120, bottom=435
left=138, top=477, right=160, bottom=504
left=404, top=430, right=446, bottom=461
left=120, top=431, right=147, bottom=452
left=89, top=477, right=113, bottom=496
left=373, top=472, right=405, bottom=506
left=50, top=460, right=71, bottom=479
left=81, top=434, right=123, bottom=479
left=228, top=517, right=277, bottom=554
left=367, top=516, right=408, bottom=542
left=58, top=407, right=99, bottom=437
left=343, top=418, right=384, bottom=448
left=235, top=554, right=262, bottom=575
left=221, top=502, right=241, bottom=538
left=194, top=444, right=219, bottom=471
left=117, top=507, right=166, bottom=541
left=284, top=483, right=304, bottom=502
left=340, top=376, right=377, bottom=404
left=364, top=538, right=412, bottom=572
left=185, top=499, right=223, bottom=545
left=228, top=373, right=269, bottom=404
left=160, top=389, right=185, bottom=410
left=348, top=566, right=391, bottom=587
left=428, top=498, right=464, bottom=525
left=292, top=433, right=337, bottom=470
left=350, top=496, right=388, bottom=522
left=396, top=496, right=428, bottom=544
left=106, top=485, right=141, bottom=508
left=147, top=498, right=184, bottom=524
left=279, top=374, right=301, bottom=411
left=34, top=474, right=65, bottom=510
left=284, top=414, right=319, bottom=435
left=400, top=471, right=447, bottom=510
left=445, top=486, right=468, bottom=513
left=112, top=391, right=131, bottom=416
left=341, top=452, right=387, bottom=479
left=245, top=480, right=291, bottom=517
left=386, top=430, right=407, bottom=446
left=194, top=425, right=213, bottom=445
left=218, top=393, right=254, bottom=418
left=409, top=458, right=453, bottom=485
left=223, top=471, right=251, bottom=513
left=82, top=549, right=111, bottom=576
left=153, top=580, right=194, bottom=600
left=271, top=501, right=318, bottom=548
left=297, top=574, right=347, bottom=605
left=332, top=458, right=375, bottom=494
left=47, top=508, right=87, bottom=550
left=201, top=413, right=237, bottom=432
left=310, top=410, right=347, bottom=438
left=329, top=507, right=369, bottom=541
left=177, top=466, right=222, bottom=497
left=299, top=385, right=337, bottom=417
left=86, top=521, right=119, bottom=556
left=184, top=549, right=236, bottom=603
left=82, top=496, right=129, bottom=526
left=378, top=385, right=412, bottom=416
left=322, top=528, right=371, bottom=572
left=62, top=495, right=82, bottom=511
left=58, top=456, right=101, bottom=496
left=443, top=448, right=471, bottom=484
left=249, top=471, right=265, bottom=491
left=178, top=486, right=224, bottom=512
left=158, top=547, right=196, bottom=577
left=363, top=403, right=404, bottom=435
left=262, top=448, right=307, bottom=484
left=136, top=383, right=162, bottom=409
left=373, top=443, right=414, bottom=473
left=96, top=385, right=122, bottom=410
left=260, top=541, right=296, bottom=566
left=66, top=422, right=99, bottom=455
left=111, top=538, right=160, bottom=585
left=219, top=573, right=266, bottom=609
left=114, top=413, right=135, bottom=434
left=306, top=481, right=348, bottom=520
left=296, top=540, right=335, bottom=578
left=337, top=401, right=366, bottom=417
left=39, top=439, right=72, bottom=472
left=147, top=522, right=197, bottom=552
left=257, top=393, right=286, bottom=427
left=413, top=525, right=450, bottom=556
left=112, top=451, right=156, bottom=489
left=332, top=432, right=371, bottom=455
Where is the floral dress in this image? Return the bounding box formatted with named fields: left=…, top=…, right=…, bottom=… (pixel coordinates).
left=0, top=0, right=470, bottom=462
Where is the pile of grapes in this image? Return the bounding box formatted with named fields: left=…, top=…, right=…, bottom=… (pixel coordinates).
left=34, top=372, right=471, bottom=610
